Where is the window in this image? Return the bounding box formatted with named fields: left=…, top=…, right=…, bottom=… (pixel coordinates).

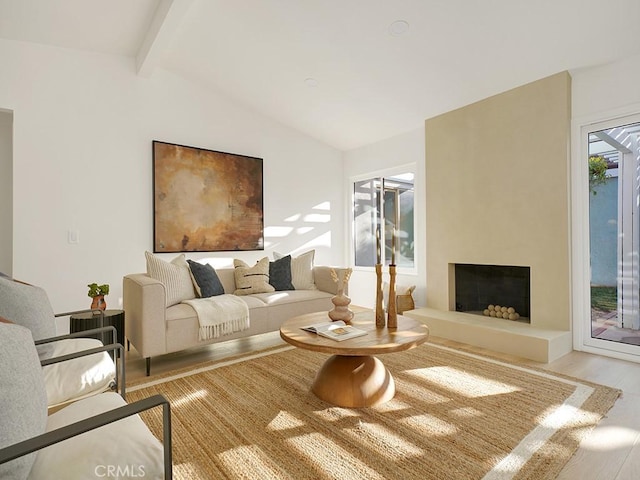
left=353, top=172, right=414, bottom=268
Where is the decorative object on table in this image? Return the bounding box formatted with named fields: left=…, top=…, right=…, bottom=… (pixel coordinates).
left=396, top=285, right=416, bottom=314
left=484, top=304, right=520, bottom=321
left=153, top=140, right=264, bottom=253
left=328, top=267, right=354, bottom=323
left=87, top=282, right=109, bottom=311
left=70, top=309, right=125, bottom=361
left=375, top=225, right=385, bottom=328
left=387, top=229, right=398, bottom=328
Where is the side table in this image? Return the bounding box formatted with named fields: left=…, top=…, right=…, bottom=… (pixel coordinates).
left=70, top=309, right=125, bottom=360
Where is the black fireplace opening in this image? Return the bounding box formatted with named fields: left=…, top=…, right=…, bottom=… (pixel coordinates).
left=454, top=264, right=530, bottom=321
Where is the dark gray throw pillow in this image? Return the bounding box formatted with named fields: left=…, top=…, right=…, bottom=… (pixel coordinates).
left=187, top=260, right=225, bottom=297
left=269, top=255, right=295, bottom=291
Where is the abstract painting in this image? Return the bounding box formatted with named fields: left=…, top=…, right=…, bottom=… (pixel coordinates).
left=153, top=141, right=264, bottom=252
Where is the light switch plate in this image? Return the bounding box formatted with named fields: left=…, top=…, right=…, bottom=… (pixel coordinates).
left=68, top=230, right=79, bottom=244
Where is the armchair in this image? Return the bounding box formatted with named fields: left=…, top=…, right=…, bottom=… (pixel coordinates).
left=0, top=323, right=172, bottom=480
left=0, top=277, right=120, bottom=408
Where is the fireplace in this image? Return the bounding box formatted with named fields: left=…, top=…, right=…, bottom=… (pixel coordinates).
left=453, top=264, right=530, bottom=322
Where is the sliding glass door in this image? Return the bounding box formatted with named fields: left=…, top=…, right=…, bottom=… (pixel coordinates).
left=586, top=118, right=640, bottom=354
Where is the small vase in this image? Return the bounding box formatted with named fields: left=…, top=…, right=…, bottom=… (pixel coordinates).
left=328, top=289, right=354, bottom=323
left=91, top=295, right=107, bottom=311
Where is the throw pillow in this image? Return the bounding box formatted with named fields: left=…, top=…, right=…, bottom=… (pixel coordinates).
left=233, top=257, right=275, bottom=296
left=269, top=255, right=295, bottom=291
left=187, top=260, right=225, bottom=297
left=0, top=323, right=48, bottom=480
left=145, top=251, right=196, bottom=307
left=0, top=276, right=57, bottom=341
left=274, top=250, right=316, bottom=290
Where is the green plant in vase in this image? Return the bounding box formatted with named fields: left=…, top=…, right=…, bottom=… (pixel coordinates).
left=88, top=283, right=110, bottom=311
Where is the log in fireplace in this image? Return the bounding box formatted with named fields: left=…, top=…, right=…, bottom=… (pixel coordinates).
left=454, top=264, right=530, bottom=322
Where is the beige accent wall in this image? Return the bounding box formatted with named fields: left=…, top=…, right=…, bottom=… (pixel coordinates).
left=425, top=72, right=571, bottom=331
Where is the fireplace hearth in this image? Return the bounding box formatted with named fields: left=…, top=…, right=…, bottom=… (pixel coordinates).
left=453, top=264, right=530, bottom=322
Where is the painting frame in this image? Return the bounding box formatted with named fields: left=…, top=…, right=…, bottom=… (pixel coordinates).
left=152, top=140, right=264, bottom=253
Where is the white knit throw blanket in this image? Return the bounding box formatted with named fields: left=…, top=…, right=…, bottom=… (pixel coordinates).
left=182, top=294, right=250, bottom=341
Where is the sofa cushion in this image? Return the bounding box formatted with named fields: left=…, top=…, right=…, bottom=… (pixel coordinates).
left=0, top=323, right=48, bottom=480
left=274, top=250, right=316, bottom=290
left=0, top=276, right=57, bottom=341
left=187, top=260, right=225, bottom=298
left=269, top=255, right=295, bottom=291
left=145, top=251, right=196, bottom=307
left=252, top=289, right=332, bottom=306
left=233, top=257, right=275, bottom=296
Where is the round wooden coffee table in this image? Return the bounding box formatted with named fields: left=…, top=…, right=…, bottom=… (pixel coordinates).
left=280, top=308, right=429, bottom=407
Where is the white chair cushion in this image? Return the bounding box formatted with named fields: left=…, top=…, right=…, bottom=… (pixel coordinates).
left=29, top=392, right=165, bottom=480
left=40, top=338, right=116, bottom=407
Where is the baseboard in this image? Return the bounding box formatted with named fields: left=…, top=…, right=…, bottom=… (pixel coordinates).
left=405, top=308, right=572, bottom=363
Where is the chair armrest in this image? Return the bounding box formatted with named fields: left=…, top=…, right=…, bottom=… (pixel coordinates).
left=35, top=325, right=117, bottom=345
left=0, top=394, right=172, bottom=480
left=40, top=341, right=126, bottom=400
left=313, top=266, right=350, bottom=295
left=55, top=308, right=104, bottom=318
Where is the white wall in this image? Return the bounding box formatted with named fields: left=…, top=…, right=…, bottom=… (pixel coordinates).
left=572, top=53, right=640, bottom=119
left=0, top=110, right=11, bottom=275
left=0, top=39, right=345, bottom=331
left=343, top=127, right=426, bottom=309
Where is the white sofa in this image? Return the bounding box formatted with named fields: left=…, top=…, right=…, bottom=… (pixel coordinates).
left=123, top=263, right=346, bottom=375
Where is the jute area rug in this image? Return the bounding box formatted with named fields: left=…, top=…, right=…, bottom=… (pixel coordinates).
left=127, top=342, right=620, bottom=480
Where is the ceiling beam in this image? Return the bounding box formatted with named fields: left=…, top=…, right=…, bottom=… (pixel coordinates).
left=136, top=0, right=194, bottom=77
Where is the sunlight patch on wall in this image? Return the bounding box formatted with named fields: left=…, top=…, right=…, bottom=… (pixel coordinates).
left=303, top=213, right=330, bottom=223
left=284, top=214, right=301, bottom=222
left=264, top=226, right=294, bottom=237
left=313, top=201, right=331, bottom=211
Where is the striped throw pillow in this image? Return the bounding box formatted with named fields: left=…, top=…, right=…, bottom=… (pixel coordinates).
left=233, top=257, right=275, bottom=296
left=145, top=252, right=196, bottom=307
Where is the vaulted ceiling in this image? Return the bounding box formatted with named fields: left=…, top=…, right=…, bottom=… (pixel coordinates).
left=1, top=0, right=640, bottom=151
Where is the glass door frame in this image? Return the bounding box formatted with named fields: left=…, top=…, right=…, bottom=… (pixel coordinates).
left=572, top=108, right=640, bottom=363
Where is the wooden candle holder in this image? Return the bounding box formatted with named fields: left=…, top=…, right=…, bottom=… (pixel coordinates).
left=375, top=263, right=385, bottom=328
left=387, top=264, right=398, bottom=328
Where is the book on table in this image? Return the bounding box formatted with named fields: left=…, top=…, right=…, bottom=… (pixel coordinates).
left=301, top=320, right=367, bottom=341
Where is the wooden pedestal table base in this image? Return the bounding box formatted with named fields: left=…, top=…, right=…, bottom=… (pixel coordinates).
left=312, top=354, right=395, bottom=407
left=280, top=308, right=429, bottom=408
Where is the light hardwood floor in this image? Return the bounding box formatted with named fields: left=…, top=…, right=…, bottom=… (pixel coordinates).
left=125, top=332, right=640, bottom=480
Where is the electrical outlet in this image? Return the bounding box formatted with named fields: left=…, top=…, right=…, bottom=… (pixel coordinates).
left=68, top=230, right=79, bottom=244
